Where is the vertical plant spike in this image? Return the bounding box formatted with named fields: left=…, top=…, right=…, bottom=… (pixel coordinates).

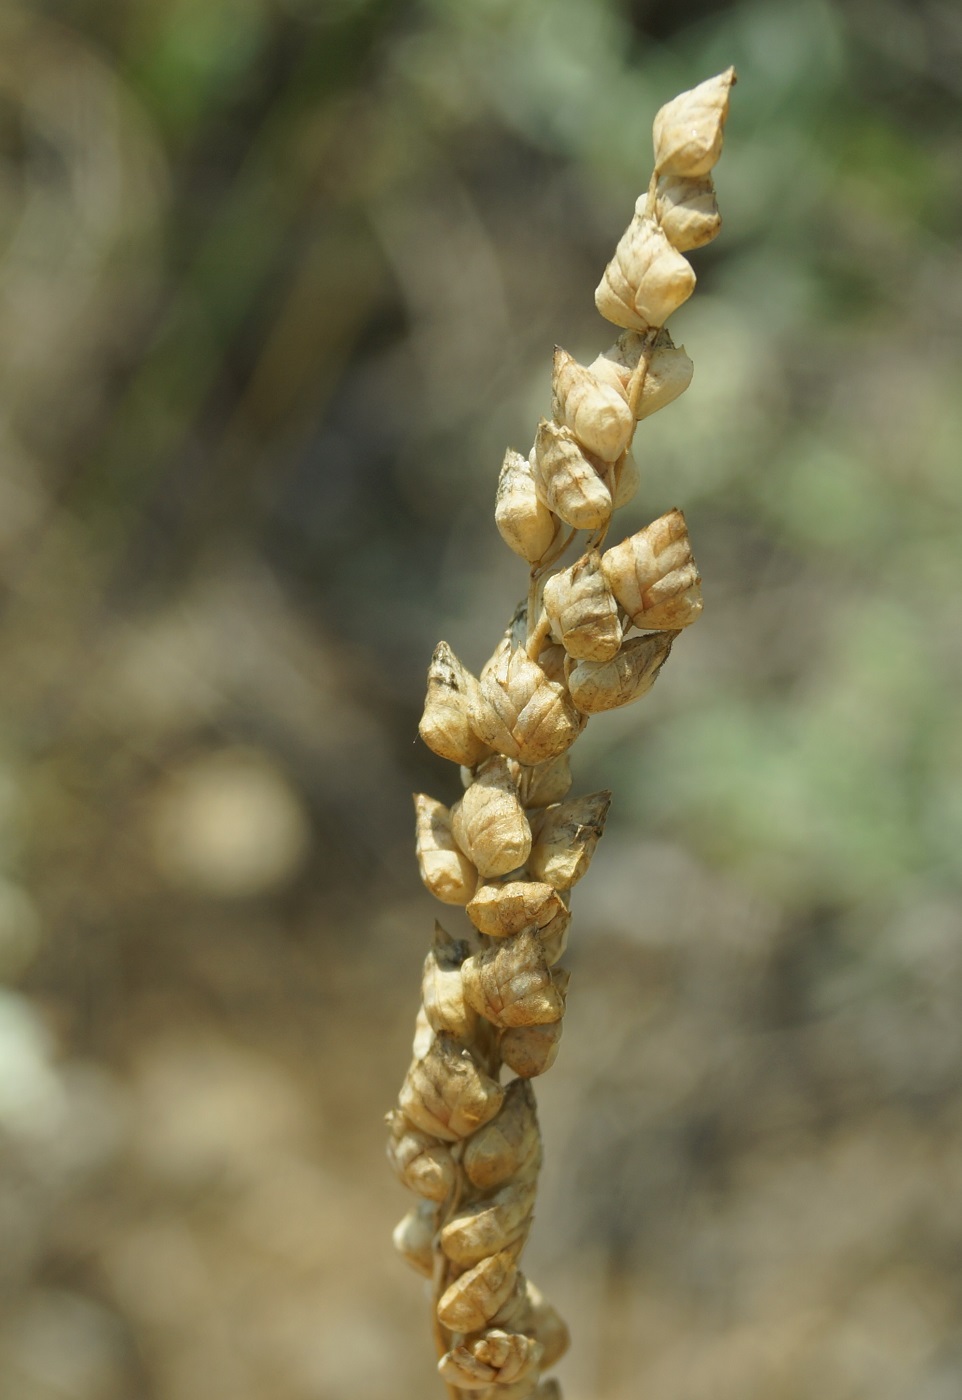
left=389, top=69, right=735, bottom=1398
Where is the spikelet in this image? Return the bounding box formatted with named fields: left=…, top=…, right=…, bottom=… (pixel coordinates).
left=385, top=1110, right=458, bottom=1202
left=462, top=927, right=565, bottom=1029
left=419, top=643, right=491, bottom=767
left=568, top=631, right=675, bottom=715
left=523, top=1283, right=571, bottom=1369
left=466, top=881, right=566, bottom=939
left=392, top=1200, right=440, bottom=1277
left=421, top=924, right=478, bottom=1041
left=440, top=1173, right=538, bottom=1267
left=399, top=1033, right=504, bottom=1142
left=528, top=793, right=611, bottom=890
left=538, top=906, right=571, bottom=965
left=471, top=643, right=585, bottom=766
left=655, top=172, right=722, bottom=251
left=532, top=419, right=612, bottom=531
left=500, top=970, right=570, bottom=1078
left=436, top=1251, right=519, bottom=1333
left=601, top=507, right=702, bottom=629
left=515, top=754, right=573, bottom=808
left=591, top=329, right=694, bottom=422
left=451, top=756, right=532, bottom=878
left=414, top=793, right=478, bottom=905
left=612, top=447, right=640, bottom=509
left=551, top=346, right=634, bottom=462
left=653, top=67, right=736, bottom=178
left=594, top=204, right=696, bottom=331
left=496, top=448, right=561, bottom=563
left=542, top=549, right=622, bottom=662
left=463, top=1080, right=542, bottom=1191
left=439, top=1330, right=544, bottom=1390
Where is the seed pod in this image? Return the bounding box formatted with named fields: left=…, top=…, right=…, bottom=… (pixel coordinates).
left=412, top=1005, right=434, bottom=1059
left=392, top=1200, right=439, bottom=1277
left=538, top=906, right=571, bottom=965
left=463, top=1078, right=542, bottom=1191
left=422, top=924, right=478, bottom=1041
left=551, top=346, right=634, bottom=462
left=500, top=970, right=569, bottom=1078
left=399, top=1033, right=505, bottom=1142
left=462, top=927, right=565, bottom=1029
left=451, top=757, right=532, bottom=879
left=601, top=507, right=702, bottom=629
left=419, top=643, right=491, bottom=767
left=590, top=328, right=693, bottom=422
left=653, top=66, right=736, bottom=178
left=439, top=1329, right=544, bottom=1390
left=515, top=754, right=572, bottom=809
left=496, top=448, right=561, bottom=563
left=525, top=1281, right=571, bottom=1369
left=440, top=1174, right=538, bottom=1267
left=568, top=631, right=675, bottom=715
left=542, top=550, right=622, bottom=663
left=385, top=1110, right=458, bottom=1202
left=436, top=1250, right=519, bottom=1333
left=655, top=172, right=721, bottom=251
left=612, top=448, right=640, bottom=509
left=528, top=793, right=610, bottom=890
left=471, top=644, right=585, bottom=766
left=414, top=794, right=477, bottom=905
left=466, top=881, right=566, bottom=939
left=595, top=206, right=696, bottom=332
left=532, top=420, right=612, bottom=531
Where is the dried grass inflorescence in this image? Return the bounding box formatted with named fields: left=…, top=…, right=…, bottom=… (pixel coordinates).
left=389, top=68, right=735, bottom=1398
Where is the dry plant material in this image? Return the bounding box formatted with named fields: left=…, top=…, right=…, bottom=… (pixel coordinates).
left=388, top=68, right=735, bottom=1398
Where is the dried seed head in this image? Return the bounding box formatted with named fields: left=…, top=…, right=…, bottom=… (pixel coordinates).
left=525, top=1281, right=571, bottom=1368
left=655, top=172, right=722, bottom=251
left=653, top=66, right=736, bottom=178
left=466, top=880, right=566, bottom=939
left=528, top=792, right=611, bottom=890
left=601, top=507, right=702, bottom=629
left=399, top=1033, right=505, bottom=1142
left=542, top=550, right=623, bottom=663
left=436, top=1250, right=519, bottom=1333
left=496, top=448, right=561, bottom=563
left=421, top=924, right=478, bottom=1041
left=419, top=642, right=491, bottom=767
left=500, top=970, right=569, bottom=1078
left=462, top=927, right=565, bottom=1028
left=568, top=631, right=675, bottom=715
left=392, top=1200, right=439, bottom=1277
left=440, top=1174, right=538, bottom=1267
left=385, top=1110, right=458, bottom=1202
left=612, top=447, right=640, bottom=509
left=414, top=793, right=478, bottom=905
left=451, top=756, right=532, bottom=879
left=595, top=208, right=696, bottom=331
left=515, top=753, right=572, bottom=809
left=439, top=1329, right=544, bottom=1390
left=463, top=1079, right=541, bottom=1191
left=551, top=346, right=634, bottom=462
left=471, top=644, right=585, bottom=766
left=532, top=419, right=613, bottom=531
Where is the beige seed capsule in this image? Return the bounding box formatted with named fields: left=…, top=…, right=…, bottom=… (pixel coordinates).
left=500, top=970, right=569, bottom=1078
left=451, top=757, right=532, bottom=879
left=421, top=924, right=478, bottom=1041
left=515, top=753, right=572, bottom=809
left=462, top=927, right=565, bottom=1029
left=419, top=642, right=491, bottom=767
left=471, top=644, right=585, bottom=767
left=528, top=792, right=611, bottom=890
left=551, top=346, right=634, bottom=462
left=595, top=206, right=696, bottom=332
left=392, top=1199, right=439, bottom=1277
left=466, top=881, right=566, bottom=939
left=399, top=1033, right=505, bottom=1142
left=385, top=1110, right=458, bottom=1202
left=568, top=631, right=675, bottom=715
left=439, top=1329, right=544, bottom=1390
left=412, top=1004, right=434, bottom=1059
left=655, top=172, right=722, bottom=251
left=653, top=66, right=736, bottom=178
left=463, top=1079, right=541, bottom=1191
left=436, top=1250, right=518, bottom=1333
left=590, top=328, right=694, bottom=422
left=542, top=550, right=623, bottom=663
left=496, top=448, right=561, bottom=563
left=601, top=507, right=702, bottom=629
left=532, top=419, right=612, bottom=531
left=612, top=447, right=640, bottom=509
left=414, top=793, right=478, bottom=905
left=440, top=1174, right=538, bottom=1267
left=538, top=905, right=571, bottom=965
left=525, top=1281, right=571, bottom=1369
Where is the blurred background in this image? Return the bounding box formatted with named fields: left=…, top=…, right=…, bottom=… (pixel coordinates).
left=0, top=0, right=960, bottom=1397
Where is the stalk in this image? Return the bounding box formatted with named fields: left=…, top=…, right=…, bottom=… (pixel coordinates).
left=389, top=69, right=736, bottom=1398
